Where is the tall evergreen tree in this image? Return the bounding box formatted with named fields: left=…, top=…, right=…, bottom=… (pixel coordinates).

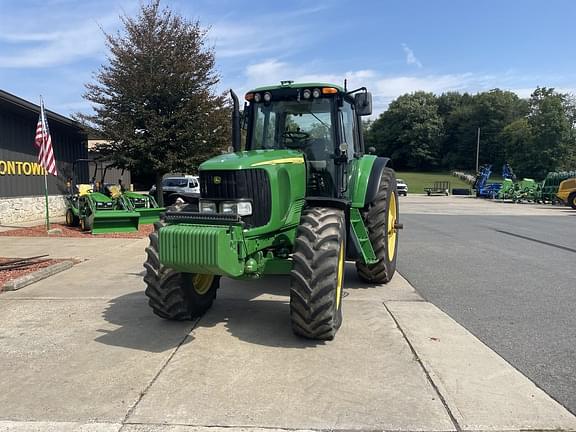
left=80, top=0, right=230, bottom=205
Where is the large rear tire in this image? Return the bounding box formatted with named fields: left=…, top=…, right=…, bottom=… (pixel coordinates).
left=290, top=207, right=345, bottom=340
left=144, top=220, right=219, bottom=320
left=356, top=167, right=399, bottom=284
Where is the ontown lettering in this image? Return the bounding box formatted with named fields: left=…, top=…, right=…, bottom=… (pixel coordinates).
left=0, top=160, right=46, bottom=176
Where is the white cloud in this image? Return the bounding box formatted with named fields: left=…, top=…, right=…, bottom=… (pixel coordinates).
left=0, top=14, right=119, bottom=68
left=208, top=6, right=327, bottom=60
left=401, top=43, right=423, bottom=68
left=237, top=59, right=576, bottom=116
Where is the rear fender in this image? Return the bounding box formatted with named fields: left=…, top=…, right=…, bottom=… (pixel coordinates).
left=349, top=156, right=391, bottom=207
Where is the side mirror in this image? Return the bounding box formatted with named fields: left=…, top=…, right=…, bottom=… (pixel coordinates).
left=368, top=146, right=376, bottom=155
left=355, top=92, right=373, bottom=116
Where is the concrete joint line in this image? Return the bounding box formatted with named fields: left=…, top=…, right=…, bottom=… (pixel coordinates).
left=121, top=421, right=435, bottom=431
left=118, top=317, right=201, bottom=431
left=383, top=301, right=462, bottom=432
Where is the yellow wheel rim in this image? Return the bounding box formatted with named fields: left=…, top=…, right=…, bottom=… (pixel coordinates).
left=387, top=192, right=398, bottom=260
left=335, top=241, right=345, bottom=309
left=193, top=274, right=214, bottom=295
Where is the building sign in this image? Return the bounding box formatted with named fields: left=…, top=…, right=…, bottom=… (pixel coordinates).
left=0, top=160, right=46, bottom=176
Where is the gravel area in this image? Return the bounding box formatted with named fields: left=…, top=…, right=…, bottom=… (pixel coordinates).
left=0, top=223, right=154, bottom=239
left=0, top=257, right=62, bottom=290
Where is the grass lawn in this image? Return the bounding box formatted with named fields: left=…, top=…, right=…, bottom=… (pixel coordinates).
left=395, top=171, right=472, bottom=194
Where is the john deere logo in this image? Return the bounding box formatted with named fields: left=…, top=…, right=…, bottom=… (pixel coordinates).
left=213, top=176, right=222, bottom=185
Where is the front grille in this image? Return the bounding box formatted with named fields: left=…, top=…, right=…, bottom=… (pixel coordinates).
left=200, top=169, right=271, bottom=227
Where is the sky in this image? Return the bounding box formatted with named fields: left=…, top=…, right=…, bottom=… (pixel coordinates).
left=1, top=0, right=576, bottom=118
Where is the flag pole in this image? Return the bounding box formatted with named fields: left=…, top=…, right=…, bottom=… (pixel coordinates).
left=40, top=96, right=50, bottom=231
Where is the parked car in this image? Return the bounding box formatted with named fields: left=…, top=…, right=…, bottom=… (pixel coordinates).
left=149, top=175, right=200, bottom=206
left=397, top=178, right=408, bottom=196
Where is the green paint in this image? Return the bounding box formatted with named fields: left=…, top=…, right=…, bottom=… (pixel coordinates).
left=349, top=207, right=377, bottom=264
left=159, top=224, right=245, bottom=277
left=200, top=149, right=304, bottom=171
left=348, top=155, right=377, bottom=207
left=200, top=150, right=306, bottom=240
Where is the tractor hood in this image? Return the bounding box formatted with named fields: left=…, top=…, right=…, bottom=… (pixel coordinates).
left=200, top=149, right=304, bottom=171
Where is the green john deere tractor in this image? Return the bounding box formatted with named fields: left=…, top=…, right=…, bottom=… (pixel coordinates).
left=65, top=159, right=140, bottom=234
left=100, top=165, right=165, bottom=224
left=143, top=81, right=402, bottom=340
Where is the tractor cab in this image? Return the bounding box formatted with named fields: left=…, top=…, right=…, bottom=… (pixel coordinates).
left=243, top=82, right=372, bottom=198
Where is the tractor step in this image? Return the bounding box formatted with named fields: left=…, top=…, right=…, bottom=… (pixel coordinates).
left=349, top=207, right=378, bottom=265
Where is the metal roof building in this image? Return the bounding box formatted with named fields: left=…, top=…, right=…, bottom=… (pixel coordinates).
left=0, top=90, right=88, bottom=223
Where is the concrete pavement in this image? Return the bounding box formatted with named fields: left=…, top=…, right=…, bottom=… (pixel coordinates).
left=0, top=233, right=575, bottom=431
left=398, top=194, right=576, bottom=415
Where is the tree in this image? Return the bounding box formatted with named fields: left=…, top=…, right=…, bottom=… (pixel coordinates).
left=80, top=0, right=230, bottom=205
left=366, top=92, right=443, bottom=170
left=527, top=87, right=573, bottom=178
left=502, top=118, right=534, bottom=177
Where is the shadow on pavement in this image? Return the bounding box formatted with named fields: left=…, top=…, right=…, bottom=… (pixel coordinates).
left=95, top=291, right=195, bottom=353
left=96, top=270, right=377, bottom=350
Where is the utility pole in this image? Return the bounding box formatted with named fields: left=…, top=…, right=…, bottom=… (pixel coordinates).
left=475, top=127, right=481, bottom=172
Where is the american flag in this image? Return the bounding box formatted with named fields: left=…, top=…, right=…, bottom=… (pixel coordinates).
left=34, top=100, right=58, bottom=176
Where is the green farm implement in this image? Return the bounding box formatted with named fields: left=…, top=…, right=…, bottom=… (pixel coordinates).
left=65, top=159, right=139, bottom=234
left=143, top=81, right=402, bottom=340
left=122, top=191, right=164, bottom=224
left=100, top=165, right=165, bottom=224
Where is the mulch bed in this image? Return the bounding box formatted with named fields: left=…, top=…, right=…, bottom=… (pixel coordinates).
left=0, top=257, right=63, bottom=290
left=0, top=223, right=154, bottom=239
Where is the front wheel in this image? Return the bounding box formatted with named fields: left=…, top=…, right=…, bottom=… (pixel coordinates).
left=356, top=167, right=399, bottom=284
left=290, top=207, right=345, bottom=340
left=144, top=221, right=219, bottom=319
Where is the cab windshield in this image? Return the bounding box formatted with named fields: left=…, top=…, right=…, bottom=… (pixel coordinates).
left=249, top=97, right=339, bottom=197
left=249, top=98, right=333, bottom=151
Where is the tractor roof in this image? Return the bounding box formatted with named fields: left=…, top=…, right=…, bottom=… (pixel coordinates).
left=249, top=82, right=345, bottom=93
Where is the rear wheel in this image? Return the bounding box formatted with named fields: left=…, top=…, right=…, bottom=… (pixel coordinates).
left=290, top=207, right=345, bottom=340
left=144, top=220, right=219, bottom=320
left=569, top=192, right=576, bottom=210
left=65, top=208, right=78, bottom=227
left=356, top=167, right=399, bottom=284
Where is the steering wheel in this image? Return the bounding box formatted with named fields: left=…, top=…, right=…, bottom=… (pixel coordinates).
left=282, top=130, right=311, bottom=148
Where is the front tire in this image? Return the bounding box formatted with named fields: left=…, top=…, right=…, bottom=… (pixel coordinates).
left=356, top=167, right=399, bottom=284
left=290, top=207, right=345, bottom=340
left=144, top=220, right=219, bottom=320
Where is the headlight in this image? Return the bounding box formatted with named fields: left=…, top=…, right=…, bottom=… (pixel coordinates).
left=221, top=201, right=252, bottom=216
left=312, top=88, right=321, bottom=98
left=221, top=202, right=236, bottom=214
left=263, top=92, right=272, bottom=102
left=236, top=201, right=252, bottom=216
left=199, top=200, right=217, bottom=213
left=302, top=89, right=311, bottom=99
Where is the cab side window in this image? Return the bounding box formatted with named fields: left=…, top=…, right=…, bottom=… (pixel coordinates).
left=340, top=101, right=357, bottom=159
